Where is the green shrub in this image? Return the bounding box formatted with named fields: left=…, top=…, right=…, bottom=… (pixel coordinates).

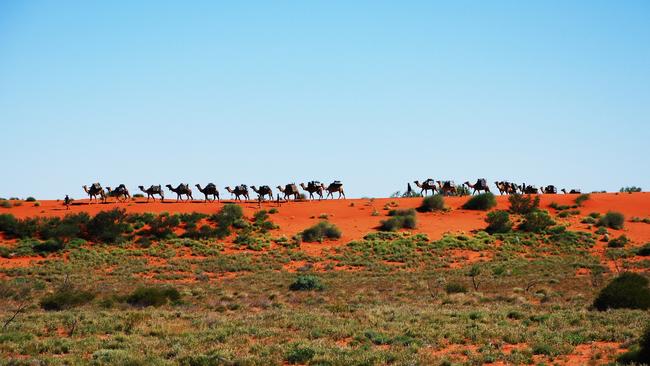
left=608, top=235, right=629, bottom=248
left=0, top=201, right=11, bottom=208
left=86, top=209, right=130, bottom=243
left=25, top=197, right=36, bottom=202
left=519, top=211, right=555, bottom=233
left=575, top=194, right=590, bottom=206
left=301, top=221, right=342, bottom=242
left=285, top=345, right=316, bottom=364
left=593, top=272, right=650, bottom=311
left=379, top=209, right=416, bottom=231
left=485, top=210, right=512, bottom=233
left=445, top=282, right=467, bottom=294
left=637, top=243, right=650, bottom=257
left=417, top=195, right=445, bottom=212
left=126, top=286, right=181, bottom=307
left=269, top=208, right=278, bottom=214
left=143, top=213, right=181, bottom=240
left=209, top=204, right=244, bottom=238
left=597, top=211, right=625, bottom=230
left=508, top=194, right=540, bottom=215
left=462, top=193, right=496, bottom=211
left=289, top=275, right=325, bottom=291
left=40, top=287, right=95, bottom=311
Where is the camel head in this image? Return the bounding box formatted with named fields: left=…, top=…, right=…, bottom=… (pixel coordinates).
left=138, top=185, right=145, bottom=191
left=463, top=181, right=470, bottom=186
left=82, top=185, right=89, bottom=193
left=165, top=184, right=174, bottom=191
left=225, top=186, right=233, bottom=193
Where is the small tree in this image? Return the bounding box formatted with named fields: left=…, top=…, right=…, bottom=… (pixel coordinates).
left=467, top=264, right=482, bottom=291
left=462, top=193, right=496, bottom=211
left=597, top=211, right=625, bottom=230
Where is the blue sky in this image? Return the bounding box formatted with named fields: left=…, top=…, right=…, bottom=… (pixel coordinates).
left=1, top=1, right=648, bottom=199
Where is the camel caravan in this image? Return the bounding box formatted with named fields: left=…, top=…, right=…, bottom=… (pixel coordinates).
left=412, top=179, right=580, bottom=197
left=81, top=181, right=346, bottom=204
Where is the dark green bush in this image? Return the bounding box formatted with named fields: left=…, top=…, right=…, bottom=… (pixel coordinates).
left=126, top=286, right=181, bottom=307
left=519, top=211, right=555, bottom=233
left=593, top=272, right=650, bottom=311
left=637, top=243, right=650, bottom=257
left=462, top=193, right=496, bottom=211
left=485, top=210, right=512, bottom=233
left=40, top=287, right=95, bottom=311
left=597, top=211, right=625, bottom=230
left=301, top=221, right=341, bottom=242
left=25, top=197, right=36, bottom=202
left=445, top=282, right=467, bottom=294
left=285, top=345, right=316, bottom=364
left=86, top=209, right=130, bottom=244
left=417, top=195, right=445, bottom=212
left=289, top=275, right=325, bottom=291
left=144, top=213, right=181, bottom=240
left=508, top=194, right=540, bottom=215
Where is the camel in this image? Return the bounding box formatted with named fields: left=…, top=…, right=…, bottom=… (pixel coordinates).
left=436, top=180, right=457, bottom=196
left=540, top=185, right=557, bottom=194
left=251, top=185, right=273, bottom=201
left=414, top=179, right=438, bottom=196
left=494, top=181, right=507, bottom=195
left=561, top=188, right=581, bottom=194
left=277, top=184, right=300, bottom=200
left=138, top=185, right=164, bottom=202
left=82, top=183, right=106, bottom=203
left=225, top=185, right=250, bottom=201
left=166, top=183, right=193, bottom=202
left=195, top=183, right=220, bottom=202
left=323, top=181, right=345, bottom=199
left=520, top=183, right=539, bottom=194
left=464, top=179, right=490, bottom=195
left=105, top=184, right=131, bottom=202
left=300, top=182, right=324, bottom=200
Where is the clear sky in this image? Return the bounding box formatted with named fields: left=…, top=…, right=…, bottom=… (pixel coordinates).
left=1, top=1, right=648, bottom=199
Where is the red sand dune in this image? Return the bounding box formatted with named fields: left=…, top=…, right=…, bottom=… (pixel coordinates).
left=2, top=192, right=649, bottom=246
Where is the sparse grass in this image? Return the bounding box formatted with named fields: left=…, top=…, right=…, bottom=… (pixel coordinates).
left=575, top=193, right=590, bottom=206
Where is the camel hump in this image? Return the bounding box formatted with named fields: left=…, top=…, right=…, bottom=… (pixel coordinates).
left=478, top=178, right=487, bottom=186
left=206, top=183, right=216, bottom=188
left=92, top=183, right=101, bottom=190
left=308, top=181, right=321, bottom=188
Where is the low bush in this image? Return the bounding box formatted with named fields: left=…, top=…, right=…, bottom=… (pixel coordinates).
left=379, top=209, right=416, bottom=231
left=86, top=209, right=131, bottom=244
left=607, top=235, right=629, bottom=248
left=301, top=221, right=341, bottom=242
left=285, top=345, right=316, bottom=364
left=485, top=210, right=512, bottom=233
left=637, top=243, right=650, bottom=256
left=25, top=197, right=36, bottom=202
left=597, top=211, right=625, bottom=230
left=126, top=286, right=181, bottom=307
left=445, top=282, right=467, bottom=294
left=519, top=211, right=555, bottom=233
left=40, top=287, right=95, bottom=311
left=508, top=194, right=540, bottom=215
left=593, top=272, right=650, bottom=311
left=0, top=201, right=11, bottom=208
left=417, top=195, right=444, bottom=212
left=461, top=193, right=496, bottom=211
left=289, top=275, right=325, bottom=291
left=209, top=204, right=244, bottom=238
